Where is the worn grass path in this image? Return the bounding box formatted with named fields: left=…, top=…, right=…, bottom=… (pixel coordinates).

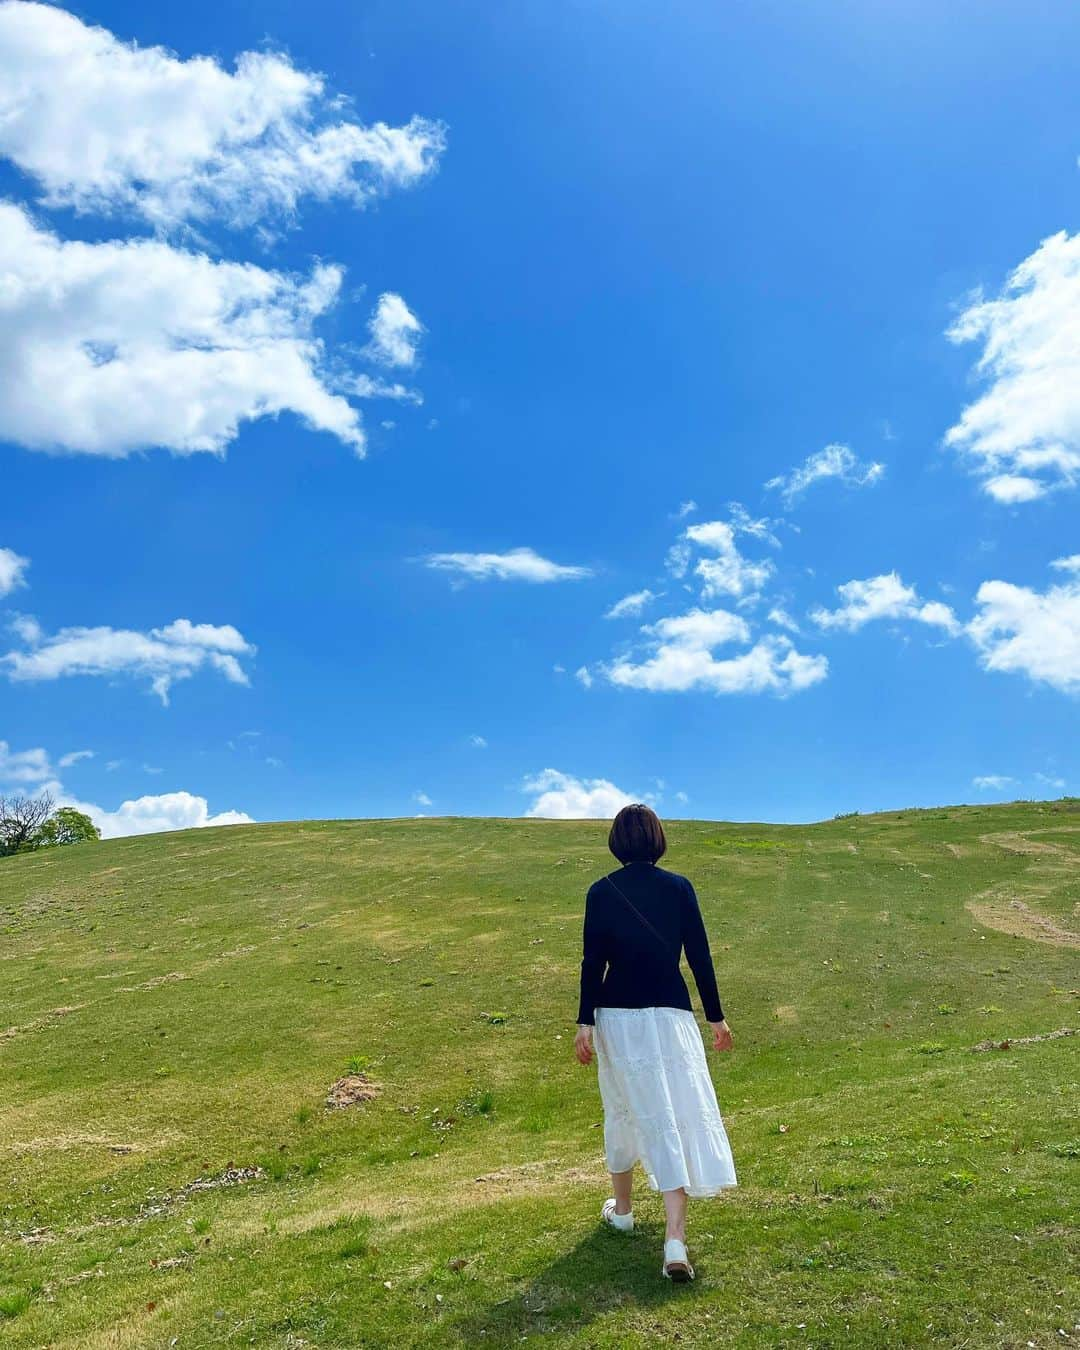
left=1, top=804, right=1077, bottom=1348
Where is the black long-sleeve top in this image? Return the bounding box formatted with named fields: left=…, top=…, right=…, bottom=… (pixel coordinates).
left=576, top=861, right=725, bottom=1026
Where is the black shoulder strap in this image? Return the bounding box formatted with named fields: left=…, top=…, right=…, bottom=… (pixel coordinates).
left=604, top=873, right=679, bottom=961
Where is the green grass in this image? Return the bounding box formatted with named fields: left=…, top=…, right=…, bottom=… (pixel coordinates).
left=0, top=803, right=1077, bottom=1348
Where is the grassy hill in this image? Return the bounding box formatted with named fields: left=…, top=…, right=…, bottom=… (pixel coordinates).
left=1, top=803, right=1077, bottom=1349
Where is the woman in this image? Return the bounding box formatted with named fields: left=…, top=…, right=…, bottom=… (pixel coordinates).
left=574, top=803, right=736, bottom=1281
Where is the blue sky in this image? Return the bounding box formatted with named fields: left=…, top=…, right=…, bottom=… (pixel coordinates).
left=1, top=0, right=1079, bottom=833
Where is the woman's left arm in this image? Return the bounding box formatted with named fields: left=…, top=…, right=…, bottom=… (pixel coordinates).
left=681, top=878, right=732, bottom=1050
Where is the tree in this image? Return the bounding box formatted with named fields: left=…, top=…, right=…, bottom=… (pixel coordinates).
left=37, top=806, right=101, bottom=848
left=0, top=792, right=54, bottom=856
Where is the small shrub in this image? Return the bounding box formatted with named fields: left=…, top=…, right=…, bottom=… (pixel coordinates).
left=263, top=1155, right=289, bottom=1182
left=935, top=1004, right=958, bottom=1015
left=347, top=1055, right=372, bottom=1074
left=915, top=1042, right=947, bottom=1055
left=458, top=1087, right=494, bottom=1117
left=942, top=1170, right=977, bottom=1191
left=301, top=1155, right=322, bottom=1176
left=0, top=1292, right=29, bottom=1319
left=295, top=1106, right=312, bottom=1125
left=192, top=1217, right=211, bottom=1236
left=1046, top=1139, right=1080, bottom=1159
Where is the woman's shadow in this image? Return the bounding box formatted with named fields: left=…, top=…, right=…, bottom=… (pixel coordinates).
left=444, top=1214, right=704, bottom=1345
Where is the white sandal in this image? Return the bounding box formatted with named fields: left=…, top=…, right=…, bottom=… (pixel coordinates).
left=601, top=1198, right=634, bottom=1232
left=662, top=1237, right=694, bottom=1281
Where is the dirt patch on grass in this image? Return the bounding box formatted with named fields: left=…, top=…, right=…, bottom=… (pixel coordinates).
left=774, top=1005, right=799, bottom=1022
left=326, top=1073, right=381, bottom=1109
left=967, top=828, right=1079, bottom=946
left=180, top=1164, right=265, bottom=1197
left=136, top=1165, right=267, bottom=1221
left=2, top=1132, right=148, bottom=1155
left=970, top=1027, right=1075, bottom=1052
left=967, top=898, right=1080, bottom=948
left=120, top=971, right=190, bottom=992
left=0, top=1003, right=84, bottom=1043
left=474, top=1159, right=556, bottom=1186
left=980, top=830, right=1072, bottom=858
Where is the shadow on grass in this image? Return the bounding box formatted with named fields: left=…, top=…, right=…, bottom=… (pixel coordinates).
left=443, top=1217, right=703, bottom=1344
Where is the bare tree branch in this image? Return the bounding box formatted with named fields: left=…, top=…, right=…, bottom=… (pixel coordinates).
left=0, top=792, right=55, bottom=856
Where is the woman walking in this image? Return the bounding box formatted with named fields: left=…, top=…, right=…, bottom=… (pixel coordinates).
left=574, top=803, right=736, bottom=1281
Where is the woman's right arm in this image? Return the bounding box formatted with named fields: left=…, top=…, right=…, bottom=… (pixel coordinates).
left=576, top=885, right=606, bottom=1028
left=575, top=886, right=606, bottom=1066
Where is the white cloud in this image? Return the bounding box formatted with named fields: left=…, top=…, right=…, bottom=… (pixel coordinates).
left=1035, top=772, right=1066, bottom=789
left=765, top=444, right=885, bottom=505
left=603, top=606, right=826, bottom=697
left=681, top=519, right=774, bottom=600
left=604, top=589, right=659, bottom=620
left=647, top=608, right=752, bottom=648
left=0, top=547, right=29, bottom=596
left=468, top=734, right=488, bottom=749
left=58, top=749, right=94, bottom=768
left=810, top=572, right=961, bottom=636
left=967, top=572, right=1080, bottom=694
left=3, top=615, right=255, bottom=705
left=672, top=500, right=697, bottom=519
left=675, top=790, right=689, bottom=804
left=1051, top=554, right=1080, bottom=574
left=8, top=615, right=41, bottom=644
left=522, top=768, right=640, bottom=820
left=0, top=204, right=366, bottom=457
left=364, top=293, right=423, bottom=368
left=589, top=505, right=824, bottom=699
left=413, top=790, right=433, bottom=807
left=349, top=374, right=422, bottom=404
left=0, top=1, right=444, bottom=231
left=59, top=788, right=253, bottom=839
left=945, top=230, right=1080, bottom=502
left=0, top=740, right=52, bottom=785
left=768, top=605, right=801, bottom=633
left=575, top=665, right=594, bottom=689
left=422, top=547, right=592, bottom=584
left=983, top=474, right=1046, bottom=504
left=607, top=632, right=827, bottom=697
left=973, top=775, right=1015, bottom=791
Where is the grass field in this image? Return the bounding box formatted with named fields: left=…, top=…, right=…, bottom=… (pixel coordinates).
left=1, top=802, right=1077, bottom=1349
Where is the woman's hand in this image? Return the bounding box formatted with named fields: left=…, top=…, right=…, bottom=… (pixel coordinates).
left=574, top=1024, right=594, bottom=1065
left=709, top=1019, right=733, bottom=1052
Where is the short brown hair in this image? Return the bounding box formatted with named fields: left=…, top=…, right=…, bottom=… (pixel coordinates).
left=608, top=803, right=667, bottom=864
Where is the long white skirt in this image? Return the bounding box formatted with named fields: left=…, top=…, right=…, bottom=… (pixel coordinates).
left=594, top=1005, right=737, bottom=1198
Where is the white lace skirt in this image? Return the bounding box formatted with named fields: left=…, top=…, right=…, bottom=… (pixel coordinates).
left=594, top=1005, right=737, bottom=1198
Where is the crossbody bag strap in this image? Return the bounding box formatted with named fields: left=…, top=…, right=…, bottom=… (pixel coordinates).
left=604, top=873, right=680, bottom=961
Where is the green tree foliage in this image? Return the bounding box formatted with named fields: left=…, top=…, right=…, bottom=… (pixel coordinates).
left=0, top=797, right=100, bottom=856
left=36, top=806, right=101, bottom=848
